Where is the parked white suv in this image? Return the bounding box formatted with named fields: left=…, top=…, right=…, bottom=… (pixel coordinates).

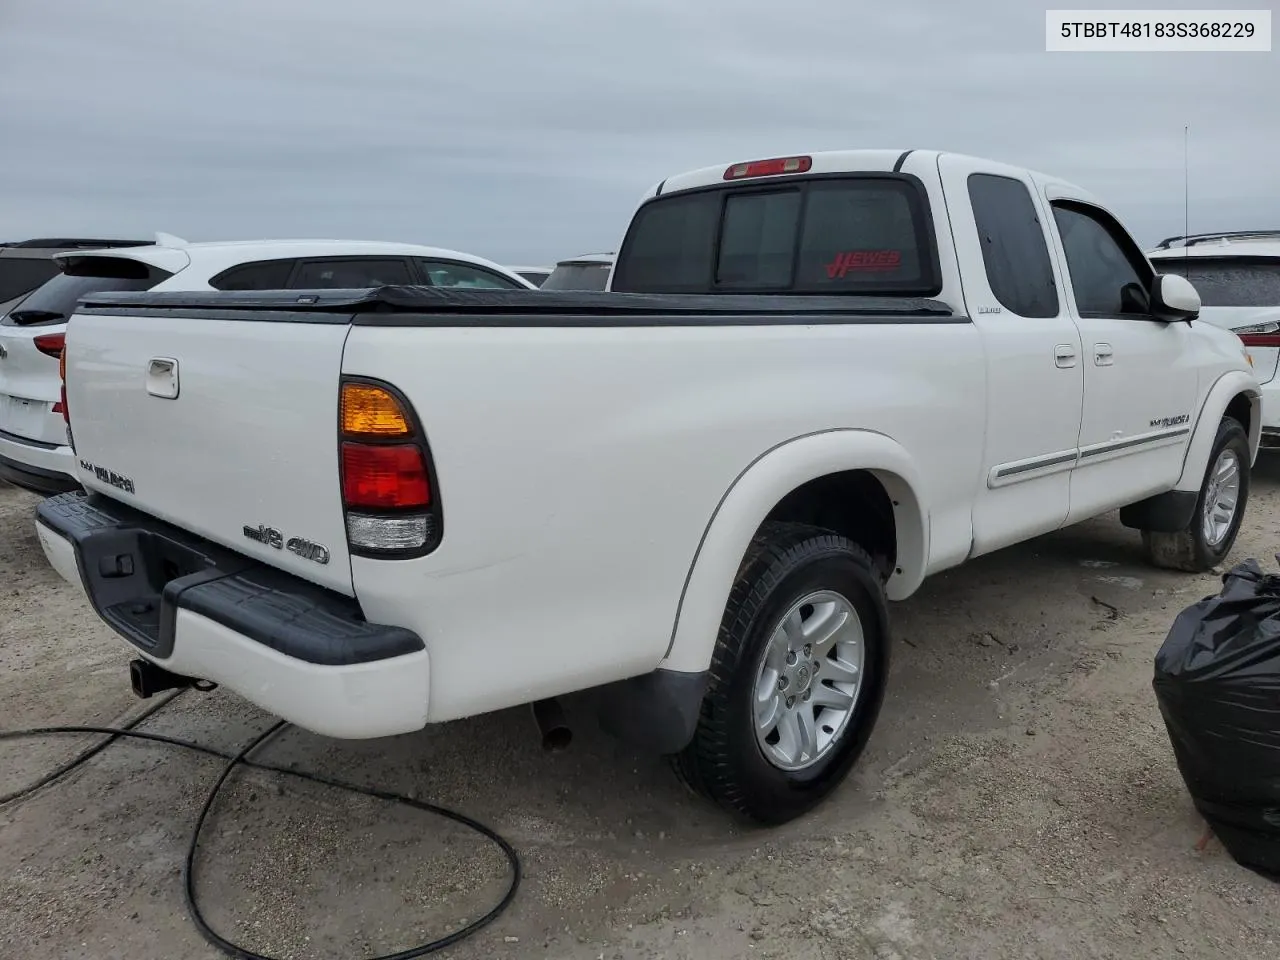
left=1148, top=231, right=1280, bottom=450
left=0, top=238, right=534, bottom=493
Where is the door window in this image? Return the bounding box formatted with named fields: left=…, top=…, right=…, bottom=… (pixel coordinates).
left=418, top=260, right=524, bottom=289
left=1052, top=203, right=1153, bottom=317
left=292, top=258, right=412, bottom=289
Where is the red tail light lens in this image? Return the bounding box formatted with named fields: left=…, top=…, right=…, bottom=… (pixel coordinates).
left=723, top=156, right=812, bottom=180
left=57, top=347, right=70, bottom=424
left=1237, top=322, right=1280, bottom=348
left=341, top=442, right=430, bottom=509
left=33, top=332, right=66, bottom=358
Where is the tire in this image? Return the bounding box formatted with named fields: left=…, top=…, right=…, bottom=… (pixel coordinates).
left=671, top=521, right=890, bottom=825
left=1142, top=416, right=1250, bottom=573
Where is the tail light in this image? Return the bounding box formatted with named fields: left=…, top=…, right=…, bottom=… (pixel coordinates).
left=57, top=344, right=70, bottom=426
left=339, top=378, right=441, bottom=556
left=33, top=332, right=65, bottom=358
left=723, top=156, right=812, bottom=180
left=1236, top=321, right=1280, bottom=348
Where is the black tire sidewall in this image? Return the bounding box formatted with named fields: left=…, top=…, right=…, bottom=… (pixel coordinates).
left=719, top=542, right=889, bottom=818
left=1192, top=417, right=1251, bottom=567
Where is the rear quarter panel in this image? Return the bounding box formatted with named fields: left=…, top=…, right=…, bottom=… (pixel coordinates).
left=342, top=319, right=987, bottom=721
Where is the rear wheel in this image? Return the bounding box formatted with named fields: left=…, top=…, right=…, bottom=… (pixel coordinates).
left=671, top=522, right=890, bottom=825
left=1142, top=416, right=1250, bottom=573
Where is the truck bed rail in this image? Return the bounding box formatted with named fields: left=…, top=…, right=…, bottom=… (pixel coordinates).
left=75, top=285, right=963, bottom=327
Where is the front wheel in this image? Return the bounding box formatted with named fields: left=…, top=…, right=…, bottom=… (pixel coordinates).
left=671, top=522, right=890, bottom=825
left=1142, top=416, right=1250, bottom=573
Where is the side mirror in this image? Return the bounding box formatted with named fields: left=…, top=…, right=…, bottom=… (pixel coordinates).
left=1152, top=273, right=1201, bottom=323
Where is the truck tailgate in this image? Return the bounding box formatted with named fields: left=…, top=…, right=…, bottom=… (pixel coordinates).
left=63, top=311, right=355, bottom=595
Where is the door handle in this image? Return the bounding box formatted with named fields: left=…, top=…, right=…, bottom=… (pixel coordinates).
left=1054, top=344, right=1077, bottom=368
left=146, top=357, right=180, bottom=399
left=1094, top=343, right=1114, bottom=366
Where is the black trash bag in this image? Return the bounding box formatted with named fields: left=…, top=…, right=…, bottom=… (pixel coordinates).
left=1153, top=556, right=1280, bottom=879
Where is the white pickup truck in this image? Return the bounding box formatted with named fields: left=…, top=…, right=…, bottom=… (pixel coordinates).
left=37, top=149, right=1260, bottom=825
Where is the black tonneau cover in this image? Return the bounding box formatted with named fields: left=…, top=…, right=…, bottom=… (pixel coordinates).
left=77, top=285, right=956, bottom=319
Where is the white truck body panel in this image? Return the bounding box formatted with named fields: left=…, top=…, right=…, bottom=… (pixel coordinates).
left=342, top=320, right=987, bottom=718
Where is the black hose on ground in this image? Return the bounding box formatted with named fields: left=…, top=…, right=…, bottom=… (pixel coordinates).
left=0, top=700, right=521, bottom=960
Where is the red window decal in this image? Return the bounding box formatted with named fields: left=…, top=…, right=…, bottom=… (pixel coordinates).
left=824, top=250, right=902, bottom=279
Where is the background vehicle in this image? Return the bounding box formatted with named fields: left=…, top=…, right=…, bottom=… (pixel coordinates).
left=508, top=265, right=553, bottom=286
left=39, top=150, right=1259, bottom=826
left=0, top=237, right=151, bottom=315
left=1148, top=231, right=1280, bottom=449
left=541, top=253, right=614, bottom=290
left=0, top=238, right=534, bottom=493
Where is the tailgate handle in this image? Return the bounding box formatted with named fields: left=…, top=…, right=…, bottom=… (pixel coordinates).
left=146, top=357, right=180, bottom=399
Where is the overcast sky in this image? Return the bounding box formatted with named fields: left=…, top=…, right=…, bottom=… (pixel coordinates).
left=1, top=0, right=1276, bottom=263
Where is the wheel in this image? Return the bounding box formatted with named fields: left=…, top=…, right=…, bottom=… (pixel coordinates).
left=671, top=521, right=890, bottom=825
left=1142, top=416, right=1250, bottom=573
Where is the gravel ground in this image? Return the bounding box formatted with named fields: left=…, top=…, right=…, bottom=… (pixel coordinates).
left=3, top=470, right=1280, bottom=960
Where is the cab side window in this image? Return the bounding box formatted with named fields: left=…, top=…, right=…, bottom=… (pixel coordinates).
left=967, top=174, right=1059, bottom=318
left=1052, top=203, right=1153, bottom=318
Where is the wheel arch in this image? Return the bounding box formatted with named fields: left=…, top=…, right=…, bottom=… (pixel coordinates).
left=1177, top=372, right=1262, bottom=491
left=660, top=429, right=929, bottom=674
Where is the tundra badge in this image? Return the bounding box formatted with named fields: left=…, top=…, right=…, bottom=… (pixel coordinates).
left=79, top=459, right=135, bottom=495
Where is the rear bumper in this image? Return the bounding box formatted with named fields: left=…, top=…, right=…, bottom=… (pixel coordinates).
left=35, top=491, right=430, bottom=739
left=0, top=431, right=79, bottom=494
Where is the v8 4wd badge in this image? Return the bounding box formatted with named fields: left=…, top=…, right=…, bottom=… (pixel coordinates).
left=242, top=523, right=330, bottom=565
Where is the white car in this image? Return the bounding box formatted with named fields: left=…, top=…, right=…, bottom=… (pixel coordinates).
left=0, top=237, right=534, bottom=493
left=39, top=150, right=1258, bottom=824
left=507, top=265, right=554, bottom=286
left=1147, top=231, right=1280, bottom=450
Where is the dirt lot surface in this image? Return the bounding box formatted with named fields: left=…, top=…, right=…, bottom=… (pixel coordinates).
left=4, top=472, right=1280, bottom=960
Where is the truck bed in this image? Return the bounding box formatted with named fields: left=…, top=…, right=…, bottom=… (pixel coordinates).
left=63, top=284, right=984, bottom=721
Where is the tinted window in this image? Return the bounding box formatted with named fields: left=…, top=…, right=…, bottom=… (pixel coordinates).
left=612, top=192, right=719, bottom=292
left=1052, top=204, right=1152, bottom=316
left=716, top=191, right=800, bottom=288
left=418, top=260, right=523, bottom=289
left=541, top=262, right=613, bottom=291
left=793, top=180, right=931, bottom=292
left=211, top=259, right=297, bottom=291
left=613, top=177, right=939, bottom=295
left=516, top=270, right=551, bottom=287
left=2, top=269, right=169, bottom=326
left=1155, top=257, right=1280, bottom=308
left=0, top=257, right=60, bottom=305
left=967, top=174, right=1059, bottom=318
left=292, top=258, right=412, bottom=289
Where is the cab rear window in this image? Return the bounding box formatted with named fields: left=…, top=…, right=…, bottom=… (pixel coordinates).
left=612, top=175, right=940, bottom=296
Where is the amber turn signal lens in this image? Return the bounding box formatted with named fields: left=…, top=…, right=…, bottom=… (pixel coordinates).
left=341, top=382, right=412, bottom=437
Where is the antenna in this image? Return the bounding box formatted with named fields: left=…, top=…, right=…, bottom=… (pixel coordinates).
left=1183, top=125, right=1189, bottom=263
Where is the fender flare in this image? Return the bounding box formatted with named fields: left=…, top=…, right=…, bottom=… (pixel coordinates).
left=658, top=429, right=930, bottom=674
left=1175, top=371, right=1261, bottom=491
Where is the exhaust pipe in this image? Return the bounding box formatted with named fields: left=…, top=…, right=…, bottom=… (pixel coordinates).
left=530, top=698, right=572, bottom=752
left=129, top=658, right=199, bottom=699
